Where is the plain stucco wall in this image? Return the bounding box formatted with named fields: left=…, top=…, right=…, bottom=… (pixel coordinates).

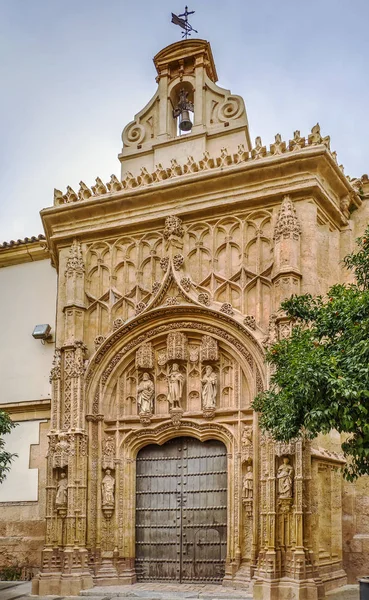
left=0, top=419, right=46, bottom=502
left=0, top=259, right=57, bottom=404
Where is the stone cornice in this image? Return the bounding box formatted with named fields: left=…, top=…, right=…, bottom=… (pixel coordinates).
left=41, top=144, right=361, bottom=268
left=1, top=398, right=51, bottom=419
left=0, top=238, right=50, bottom=268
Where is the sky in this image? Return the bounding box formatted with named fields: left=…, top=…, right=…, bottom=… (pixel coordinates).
left=1, top=0, right=368, bottom=242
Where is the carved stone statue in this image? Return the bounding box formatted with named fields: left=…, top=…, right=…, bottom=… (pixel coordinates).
left=137, top=372, right=155, bottom=414
left=201, top=365, right=217, bottom=409
left=277, top=457, right=294, bottom=498
left=243, top=465, right=253, bottom=499
left=102, top=469, right=115, bottom=505
left=242, top=426, right=253, bottom=448
left=167, top=363, right=184, bottom=409
left=55, top=472, right=68, bottom=507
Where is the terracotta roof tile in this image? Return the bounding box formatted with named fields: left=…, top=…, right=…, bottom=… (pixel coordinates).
left=0, top=234, right=45, bottom=249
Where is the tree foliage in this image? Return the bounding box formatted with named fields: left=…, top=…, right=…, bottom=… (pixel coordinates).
left=0, top=410, right=17, bottom=484
left=253, top=226, right=369, bottom=480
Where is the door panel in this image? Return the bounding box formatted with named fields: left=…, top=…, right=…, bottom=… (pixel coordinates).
left=135, top=437, right=227, bottom=583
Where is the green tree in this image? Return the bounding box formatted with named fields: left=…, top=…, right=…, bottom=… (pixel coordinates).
left=0, top=410, right=17, bottom=484
left=253, top=226, right=369, bottom=480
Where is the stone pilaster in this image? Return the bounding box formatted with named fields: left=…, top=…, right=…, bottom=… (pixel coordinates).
left=33, top=240, right=92, bottom=596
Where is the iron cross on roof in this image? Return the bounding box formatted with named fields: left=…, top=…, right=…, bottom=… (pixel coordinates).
left=171, top=6, right=198, bottom=39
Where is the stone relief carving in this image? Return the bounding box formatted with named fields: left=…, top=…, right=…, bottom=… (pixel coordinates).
left=244, top=315, right=256, bottom=330
left=102, top=437, right=115, bottom=470
left=273, top=196, right=301, bottom=242
left=277, top=457, right=294, bottom=499
left=201, top=335, right=218, bottom=361
left=160, top=256, right=169, bottom=271
left=52, top=434, right=69, bottom=469
left=180, top=276, right=192, bottom=292
left=167, top=331, right=187, bottom=361
left=163, top=215, right=185, bottom=241
left=198, top=292, right=210, bottom=306
left=165, top=296, right=180, bottom=305
left=220, top=302, right=234, bottom=315
left=173, top=254, right=184, bottom=270
left=65, top=239, right=84, bottom=275
left=136, top=342, right=154, bottom=369
left=241, top=426, right=253, bottom=463
left=113, top=317, right=125, bottom=330
left=94, top=335, right=106, bottom=350
left=50, top=349, right=61, bottom=382
left=82, top=212, right=275, bottom=349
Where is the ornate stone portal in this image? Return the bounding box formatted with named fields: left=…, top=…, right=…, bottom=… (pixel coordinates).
left=32, top=38, right=354, bottom=599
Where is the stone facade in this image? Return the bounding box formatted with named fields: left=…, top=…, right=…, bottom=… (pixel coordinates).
left=2, top=38, right=369, bottom=598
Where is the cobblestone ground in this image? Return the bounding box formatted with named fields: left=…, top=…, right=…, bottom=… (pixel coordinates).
left=0, top=581, right=360, bottom=600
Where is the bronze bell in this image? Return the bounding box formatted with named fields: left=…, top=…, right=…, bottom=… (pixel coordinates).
left=178, top=109, right=192, bottom=132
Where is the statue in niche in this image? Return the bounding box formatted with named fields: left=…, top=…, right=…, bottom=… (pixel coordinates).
left=167, top=363, right=184, bottom=409
left=201, top=365, right=217, bottom=409
left=242, top=427, right=253, bottom=448
left=243, top=465, right=253, bottom=499
left=102, top=469, right=115, bottom=505
left=277, top=457, right=294, bottom=498
left=55, top=472, right=68, bottom=507
left=137, top=372, right=155, bottom=414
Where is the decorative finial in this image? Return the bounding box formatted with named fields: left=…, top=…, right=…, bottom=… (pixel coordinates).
left=171, top=6, right=198, bottom=39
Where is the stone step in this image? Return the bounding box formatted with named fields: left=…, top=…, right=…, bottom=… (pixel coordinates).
left=80, top=586, right=252, bottom=600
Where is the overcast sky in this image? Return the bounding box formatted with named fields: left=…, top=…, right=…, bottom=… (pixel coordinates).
left=1, top=0, right=368, bottom=242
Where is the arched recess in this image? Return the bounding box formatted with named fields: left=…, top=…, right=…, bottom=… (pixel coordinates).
left=84, top=305, right=265, bottom=578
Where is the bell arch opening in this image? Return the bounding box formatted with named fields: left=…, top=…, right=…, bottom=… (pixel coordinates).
left=135, top=436, right=227, bottom=583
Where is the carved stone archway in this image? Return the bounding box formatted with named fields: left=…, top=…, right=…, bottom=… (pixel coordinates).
left=83, top=307, right=264, bottom=585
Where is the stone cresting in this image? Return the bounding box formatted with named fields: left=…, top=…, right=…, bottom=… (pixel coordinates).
left=53, top=124, right=360, bottom=207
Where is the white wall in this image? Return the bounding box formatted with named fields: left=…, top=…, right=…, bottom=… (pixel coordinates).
left=0, top=259, right=57, bottom=404
left=0, top=420, right=45, bottom=502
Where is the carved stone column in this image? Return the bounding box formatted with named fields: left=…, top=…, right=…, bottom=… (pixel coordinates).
left=33, top=240, right=92, bottom=596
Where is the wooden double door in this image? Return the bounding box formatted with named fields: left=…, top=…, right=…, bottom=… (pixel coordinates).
left=135, top=437, right=227, bottom=583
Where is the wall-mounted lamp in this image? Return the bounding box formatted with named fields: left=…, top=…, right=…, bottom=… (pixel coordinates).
left=32, top=324, right=52, bottom=344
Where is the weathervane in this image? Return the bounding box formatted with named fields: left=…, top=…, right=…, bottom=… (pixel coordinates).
left=171, top=6, right=198, bottom=39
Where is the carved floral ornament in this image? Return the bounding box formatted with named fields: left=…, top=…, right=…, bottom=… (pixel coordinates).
left=65, top=239, right=85, bottom=275
left=53, top=124, right=360, bottom=206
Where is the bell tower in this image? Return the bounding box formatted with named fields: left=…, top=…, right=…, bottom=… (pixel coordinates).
left=119, top=39, right=251, bottom=178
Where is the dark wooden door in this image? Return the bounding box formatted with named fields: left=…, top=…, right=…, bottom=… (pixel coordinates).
left=135, top=437, right=227, bottom=583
